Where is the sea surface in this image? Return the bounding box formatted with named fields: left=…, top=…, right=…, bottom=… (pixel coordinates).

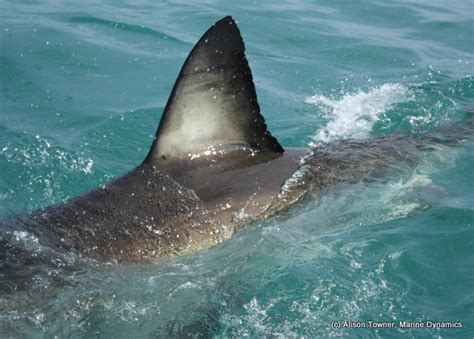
left=1, top=0, right=473, bottom=337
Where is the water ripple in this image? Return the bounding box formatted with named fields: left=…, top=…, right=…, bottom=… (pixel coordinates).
left=67, top=15, right=187, bottom=44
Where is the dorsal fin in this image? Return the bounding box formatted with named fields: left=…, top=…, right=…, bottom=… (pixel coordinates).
left=145, top=16, right=283, bottom=163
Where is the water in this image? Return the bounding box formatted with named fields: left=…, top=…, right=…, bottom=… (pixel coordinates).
left=1, top=0, right=473, bottom=337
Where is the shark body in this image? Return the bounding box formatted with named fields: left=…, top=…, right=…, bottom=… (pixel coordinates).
left=4, top=16, right=472, bottom=263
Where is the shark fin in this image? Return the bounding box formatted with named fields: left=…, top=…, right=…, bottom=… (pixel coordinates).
left=145, top=16, right=283, bottom=163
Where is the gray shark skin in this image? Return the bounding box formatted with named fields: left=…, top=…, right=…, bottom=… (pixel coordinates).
left=2, top=16, right=473, bottom=265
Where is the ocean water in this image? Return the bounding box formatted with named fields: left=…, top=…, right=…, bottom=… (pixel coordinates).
left=1, top=0, right=473, bottom=337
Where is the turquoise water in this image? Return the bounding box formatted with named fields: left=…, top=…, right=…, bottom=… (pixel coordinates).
left=1, top=0, right=473, bottom=337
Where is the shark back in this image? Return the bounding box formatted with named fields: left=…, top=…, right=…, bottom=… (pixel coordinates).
left=17, top=16, right=300, bottom=263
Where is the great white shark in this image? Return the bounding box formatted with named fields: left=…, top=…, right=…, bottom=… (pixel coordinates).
left=3, top=16, right=473, bottom=264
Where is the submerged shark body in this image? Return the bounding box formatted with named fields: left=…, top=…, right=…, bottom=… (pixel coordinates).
left=4, top=17, right=473, bottom=263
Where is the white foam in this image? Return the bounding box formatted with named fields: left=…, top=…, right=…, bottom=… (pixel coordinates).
left=2, top=134, right=94, bottom=174
left=306, top=83, right=412, bottom=144
left=12, top=230, right=38, bottom=243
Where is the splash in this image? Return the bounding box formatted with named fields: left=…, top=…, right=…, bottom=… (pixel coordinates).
left=0, top=135, right=94, bottom=175
left=306, top=84, right=412, bottom=144
left=277, top=83, right=416, bottom=212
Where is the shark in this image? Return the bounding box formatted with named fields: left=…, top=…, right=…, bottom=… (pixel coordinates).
left=4, top=16, right=473, bottom=263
